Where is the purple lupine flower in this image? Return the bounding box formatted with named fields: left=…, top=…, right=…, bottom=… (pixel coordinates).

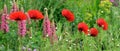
left=1, top=4, right=9, bottom=33
left=26, top=12, right=32, bottom=38
left=16, top=8, right=26, bottom=37
left=51, top=21, right=58, bottom=42
left=18, top=20, right=26, bottom=37
left=10, top=0, right=19, bottom=22
left=28, top=48, right=32, bottom=51
left=110, top=0, right=119, bottom=6
left=43, top=8, right=51, bottom=37
left=26, top=13, right=31, bottom=24
left=10, top=0, right=19, bottom=13
left=110, top=0, right=114, bottom=2
left=33, top=49, right=37, bottom=51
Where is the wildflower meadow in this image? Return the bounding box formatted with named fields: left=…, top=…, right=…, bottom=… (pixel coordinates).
left=0, top=0, right=120, bottom=51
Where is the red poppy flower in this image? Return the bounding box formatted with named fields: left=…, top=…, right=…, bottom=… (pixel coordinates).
left=28, top=10, right=44, bottom=19
left=89, top=28, right=98, bottom=37
left=78, top=22, right=88, bottom=34
left=10, top=11, right=27, bottom=21
left=62, top=9, right=74, bottom=22
left=103, top=22, right=108, bottom=30
left=96, top=18, right=108, bottom=30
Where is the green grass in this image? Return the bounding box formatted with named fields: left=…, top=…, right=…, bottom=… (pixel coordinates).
left=0, top=0, right=120, bottom=51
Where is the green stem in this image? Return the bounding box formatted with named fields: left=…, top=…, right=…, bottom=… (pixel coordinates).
left=18, top=36, right=22, bottom=51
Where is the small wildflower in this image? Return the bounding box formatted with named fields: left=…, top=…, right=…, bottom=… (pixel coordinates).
left=28, top=48, right=32, bottom=51
left=22, top=46, right=26, bottom=51
left=110, top=0, right=114, bottom=2
left=33, top=49, right=37, bottom=51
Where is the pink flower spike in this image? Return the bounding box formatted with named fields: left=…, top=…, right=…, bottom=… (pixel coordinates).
left=17, top=8, right=27, bottom=37
left=0, top=4, right=9, bottom=33
left=26, top=13, right=31, bottom=24
left=43, top=8, right=51, bottom=37
left=3, top=4, right=7, bottom=14
left=51, top=20, right=58, bottom=41
left=10, top=0, right=19, bottom=13
left=18, top=20, right=27, bottom=37
left=110, top=0, right=114, bottom=2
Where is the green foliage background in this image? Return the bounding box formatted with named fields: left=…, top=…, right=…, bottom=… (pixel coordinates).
left=0, top=0, right=120, bottom=51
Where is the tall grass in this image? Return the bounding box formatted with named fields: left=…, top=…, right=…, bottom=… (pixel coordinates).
left=0, top=0, right=120, bottom=51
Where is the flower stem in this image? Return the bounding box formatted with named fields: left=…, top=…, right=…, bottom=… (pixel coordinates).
left=18, top=36, right=22, bottom=51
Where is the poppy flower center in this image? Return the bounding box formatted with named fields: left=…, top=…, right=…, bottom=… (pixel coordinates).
left=79, top=28, right=83, bottom=31
left=98, top=24, right=102, bottom=27
left=31, top=16, right=37, bottom=19
left=90, top=34, right=96, bottom=37
left=15, top=17, right=21, bottom=20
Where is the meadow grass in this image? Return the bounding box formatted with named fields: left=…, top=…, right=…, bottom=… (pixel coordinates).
left=0, top=0, right=120, bottom=51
